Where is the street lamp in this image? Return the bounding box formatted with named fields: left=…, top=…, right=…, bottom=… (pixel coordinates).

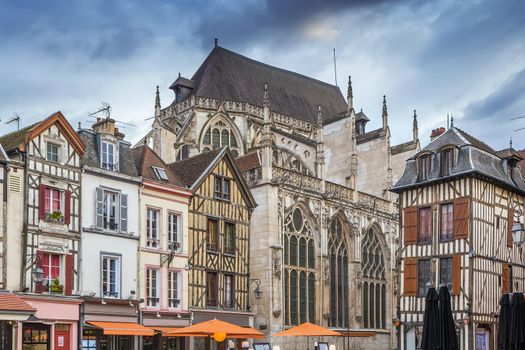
left=32, top=267, right=44, bottom=283
left=249, top=279, right=262, bottom=300
left=511, top=220, right=525, bottom=247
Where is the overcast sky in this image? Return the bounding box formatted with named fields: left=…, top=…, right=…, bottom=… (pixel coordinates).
left=1, top=0, right=524, bottom=150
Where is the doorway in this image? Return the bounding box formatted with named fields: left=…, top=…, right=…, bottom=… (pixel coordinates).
left=54, top=324, right=70, bottom=350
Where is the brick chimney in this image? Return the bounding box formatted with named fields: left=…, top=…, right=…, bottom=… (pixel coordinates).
left=430, top=127, right=446, bottom=142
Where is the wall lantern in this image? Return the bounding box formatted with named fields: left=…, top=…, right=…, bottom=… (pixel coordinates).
left=249, top=278, right=263, bottom=300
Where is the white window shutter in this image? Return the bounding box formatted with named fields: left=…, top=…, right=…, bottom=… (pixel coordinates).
left=96, top=187, right=103, bottom=228
left=120, top=193, right=128, bottom=233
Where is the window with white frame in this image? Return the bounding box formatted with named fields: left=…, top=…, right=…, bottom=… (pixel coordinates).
left=168, top=212, right=182, bottom=252
left=168, top=270, right=180, bottom=308
left=224, top=274, right=234, bottom=308
left=101, top=141, right=117, bottom=171
left=44, top=187, right=63, bottom=221
left=152, top=166, right=168, bottom=181
left=42, top=253, right=62, bottom=290
left=146, top=208, right=160, bottom=248
left=46, top=143, right=60, bottom=162
left=101, top=255, right=120, bottom=298
left=214, top=176, right=230, bottom=201
left=146, top=268, right=160, bottom=307
left=103, top=191, right=118, bottom=231
left=96, top=188, right=128, bottom=233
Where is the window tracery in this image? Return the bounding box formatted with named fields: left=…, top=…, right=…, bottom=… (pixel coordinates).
left=362, top=227, right=387, bottom=329
left=328, top=216, right=349, bottom=328
left=202, top=119, right=240, bottom=157
left=283, top=207, right=316, bottom=325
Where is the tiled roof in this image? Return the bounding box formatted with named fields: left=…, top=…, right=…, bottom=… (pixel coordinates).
left=173, top=46, right=348, bottom=124
left=0, top=123, right=38, bottom=153
left=0, top=293, right=36, bottom=312
left=131, top=144, right=185, bottom=187
left=236, top=152, right=261, bottom=172
left=392, top=127, right=525, bottom=194
left=168, top=149, right=222, bottom=188
left=78, top=130, right=138, bottom=177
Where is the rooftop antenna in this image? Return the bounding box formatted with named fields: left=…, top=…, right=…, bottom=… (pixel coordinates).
left=333, top=48, right=338, bottom=87
left=89, top=102, right=112, bottom=119
left=5, top=113, right=20, bottom=130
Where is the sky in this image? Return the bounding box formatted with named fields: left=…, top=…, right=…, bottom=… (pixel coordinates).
left=0, top=0, right=524, bottom=150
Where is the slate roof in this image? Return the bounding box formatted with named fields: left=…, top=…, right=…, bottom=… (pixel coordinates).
left=0, top=123, right=38, bottom=153
left=173, top=46, right=348, bottom=124
left=78, top=130, right=138, bottom=177
left=355, top=110, right=370, bottom=122
left=391, top=140, right=418, bottom=155
left=0, top=292, right=35, bottom=312
left=356, top=128, right=386, bottom=145
left=391, top=127, right=525, bottom=194
left=168, top=148, right=223, bottom=188
left=236, top=152, right=261, bottom=172
left=130, top=144, right=185, bottom=187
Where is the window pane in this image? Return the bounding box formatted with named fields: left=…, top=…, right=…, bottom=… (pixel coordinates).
left=212, top=129, right=220, bottom=149
left=440, top=203, right=453, bottom=241
left=290, top=270, right=297, bottom=325
left=299, top=238, right=306, bottom=267
left=299, top=272, right=307, bottom=324
left=289, top=236, right=297, bottom=266
left=419, top=207, right=432, bottom=243
left=221, top=130, right=229, bottom=147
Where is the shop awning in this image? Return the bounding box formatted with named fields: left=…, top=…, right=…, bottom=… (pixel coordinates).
left=167, top=319, right=264, bottom=338
left=87, top=322, right=155, bottom=336
left=151, top=327, right=193, bottom=337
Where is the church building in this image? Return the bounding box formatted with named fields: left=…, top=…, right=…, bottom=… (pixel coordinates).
left=144, top=43, right=420, bottom=349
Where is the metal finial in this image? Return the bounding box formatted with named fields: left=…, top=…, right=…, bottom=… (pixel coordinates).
left=214, top=38, right=218, bottom=47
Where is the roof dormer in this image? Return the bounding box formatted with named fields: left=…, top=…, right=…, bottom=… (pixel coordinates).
left=170, top=74, right=195, bottom=103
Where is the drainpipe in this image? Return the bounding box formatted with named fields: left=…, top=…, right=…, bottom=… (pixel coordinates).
left=21, top=151, right=29, bottom=292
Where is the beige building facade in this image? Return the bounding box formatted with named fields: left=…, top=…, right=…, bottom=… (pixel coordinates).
left=144, top=45, right=420, bottom=349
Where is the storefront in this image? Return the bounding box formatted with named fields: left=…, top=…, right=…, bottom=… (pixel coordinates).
left=142, top=310, right=191, bottom=350
left=0, top=293, right=36, bottom=349
left=18, top=294, right=81, bottom=350
left=82, top=297, right=149, bottom=350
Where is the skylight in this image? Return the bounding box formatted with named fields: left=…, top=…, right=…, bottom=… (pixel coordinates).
left=152, top=166, right=168, bottom=181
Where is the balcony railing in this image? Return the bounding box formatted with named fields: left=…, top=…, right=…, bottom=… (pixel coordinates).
left=147, top=297, right=160, bottom=307
left=169, top=298, right=180, bottom=308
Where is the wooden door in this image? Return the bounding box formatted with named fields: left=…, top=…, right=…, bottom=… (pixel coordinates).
left=54, top=324, right=70, bottom=350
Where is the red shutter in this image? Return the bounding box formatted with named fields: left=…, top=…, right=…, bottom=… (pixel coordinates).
left=64, top=254, right=73, bottom=295
left=35, top=250, right=45, bottom=293
left=452, top=255, right=461, bottom=295
left=403, top=207, right=418, bottom=245
left=404, top=257, right=418, bottom=296
left=508, top=208, right=514, bottom=248
left=64, top=190, right=71, bottom=225
left=39, top=184, right=46, bottom=220
left=453, top=197, right=469, bottom=239
left=502, top=264, right=510, bottom=293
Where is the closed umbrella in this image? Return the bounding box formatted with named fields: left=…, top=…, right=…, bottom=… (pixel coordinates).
left=509, top=292, right=525, bottom=350
left=438, top=285, right=458, bottom=350
left=498, top=293, right=511, bottom=350
left=421, top=287, right=439, bottom=350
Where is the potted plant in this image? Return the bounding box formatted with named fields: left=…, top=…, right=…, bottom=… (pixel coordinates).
left=49, top=278, right=63, bottom=293
left=48, top=210, right=63, bottom=222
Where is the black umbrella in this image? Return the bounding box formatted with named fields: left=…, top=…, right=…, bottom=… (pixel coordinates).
left=438, top=285, right=458, bottom=350
left=509, top=292, right=525, bottom=350
left=499, top=293, right=511, bottom=350
left=421, top=287, right=440, bottom=350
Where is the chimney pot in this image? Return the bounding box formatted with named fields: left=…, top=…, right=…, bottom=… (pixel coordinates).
left=430, top=127, right=446, bottom=141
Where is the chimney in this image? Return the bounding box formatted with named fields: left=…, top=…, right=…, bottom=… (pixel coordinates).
left=430, top=127, right=446, bottom=142
left=92, top=118, right=124, bottom=139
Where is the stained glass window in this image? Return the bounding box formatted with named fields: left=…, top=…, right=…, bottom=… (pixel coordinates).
left=328, top=217, right=349, bottom=328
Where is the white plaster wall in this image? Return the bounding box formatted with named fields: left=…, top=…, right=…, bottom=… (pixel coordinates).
left=356, top=137, right=389, bottom=198
left=5, top=166, right=25, bottom=291
left=80, top=172, right=140, bottom=297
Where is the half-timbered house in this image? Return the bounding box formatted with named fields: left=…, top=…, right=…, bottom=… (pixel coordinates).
left=0, top=111, right=85, bottom=350
left=391, top=126, right=525, bottom=350
left=131, top=143, right=193, bottom=349
left=168, top=147, right=257, bottom=349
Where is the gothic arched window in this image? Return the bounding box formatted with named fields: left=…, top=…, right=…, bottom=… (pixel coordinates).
left=201, top=118, right=241, bottom=155
left=176, top=145, right=190, bottom=161
left=328, top=217, right=349, bottom=328
left=362, top=227, right=387, bottom=329
left=283, top=207, right=316, bottom=325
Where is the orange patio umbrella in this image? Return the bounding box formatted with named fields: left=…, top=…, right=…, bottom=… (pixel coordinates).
left=274, top=322, right=342, bottom=337
left=167, top=318, right=264, bottom=339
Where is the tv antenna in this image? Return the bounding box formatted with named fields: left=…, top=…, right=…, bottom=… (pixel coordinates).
left=89, top=102, right=112, bottom=119
left=510, top=114, right=525, bottom=132
left=5, top=113, right=21, bottom=130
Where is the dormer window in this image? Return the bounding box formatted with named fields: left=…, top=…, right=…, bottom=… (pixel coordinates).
left=152, top=166, right=168, bottom=181
left=101, top=141, right=117, bottom=171
left=46, top=143, right=60, bottom=163
left=175, top=87, right=182, bottom=103
left=441, top=148, right=454, bottom=176
left=356, top=121, right=365, bottom=135
left=418, top=155, right=431, bottom=181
